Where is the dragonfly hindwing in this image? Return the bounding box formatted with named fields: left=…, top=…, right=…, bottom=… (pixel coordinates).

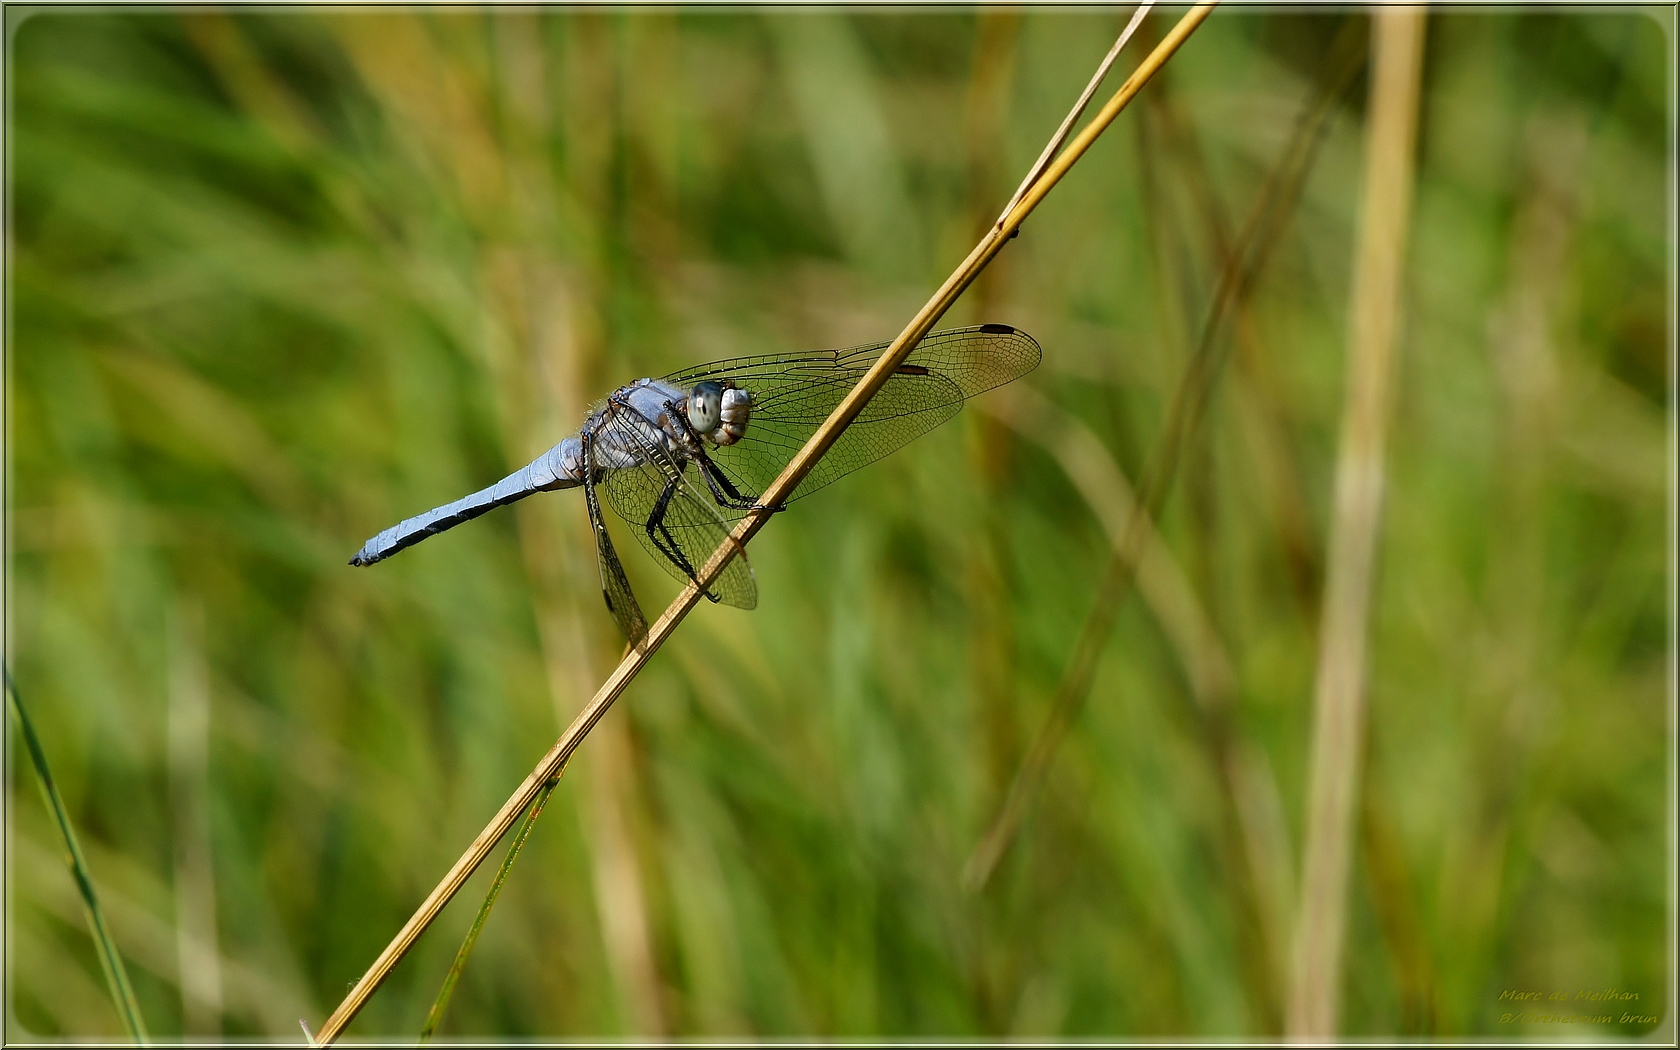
left=597, top=399, right=758, bottom=612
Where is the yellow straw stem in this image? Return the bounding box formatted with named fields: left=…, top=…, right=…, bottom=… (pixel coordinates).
left=310, top=5, right=1215, bottom=1042
left=1287, top=6, right=1428, bottom=1038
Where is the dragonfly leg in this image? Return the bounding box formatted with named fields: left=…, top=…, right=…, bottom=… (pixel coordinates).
left=696, top=451, right=762, bottom=510
left=645, top=474, right=723, bottom=604
left=690, top=443, right=783, bottom=515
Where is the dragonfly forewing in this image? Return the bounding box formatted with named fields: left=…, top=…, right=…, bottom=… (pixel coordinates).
left=662, top=323, right=1040, bottom=505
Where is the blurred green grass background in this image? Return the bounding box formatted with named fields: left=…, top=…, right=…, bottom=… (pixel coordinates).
left=5, top=6, right=1670, bottom=1040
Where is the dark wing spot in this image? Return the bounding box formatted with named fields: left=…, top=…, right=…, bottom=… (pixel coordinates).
left=895, top=364, right=931, bottom=375
left=979, top=323, right=1015, bottom=334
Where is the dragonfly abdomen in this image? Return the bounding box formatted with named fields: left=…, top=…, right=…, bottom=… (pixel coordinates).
left=349, top=438, right=585, bottom=566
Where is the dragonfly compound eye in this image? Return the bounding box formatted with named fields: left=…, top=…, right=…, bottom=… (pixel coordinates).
left=689, top=381, right=723, bottom=434
left=714, top=386, right=751, bottom=445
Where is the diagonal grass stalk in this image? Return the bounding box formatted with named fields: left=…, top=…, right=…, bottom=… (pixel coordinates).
left=5, top=666, right=150, bottom=1043
left=419, top=772, right=564, bottom=1042
left=980, top=385, right=1237, bottom=726
left=308, top=4, right=1216, bottom=1042
left=1152, top=15, right=1367, bottom=617
left=963, top=20, right=1364, bottom=896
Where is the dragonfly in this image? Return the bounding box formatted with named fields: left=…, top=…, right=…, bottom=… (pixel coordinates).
left=350, top=323, right=1041, bottom=646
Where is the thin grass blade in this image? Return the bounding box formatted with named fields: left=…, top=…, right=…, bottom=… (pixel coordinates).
left=418, top=773, right=563, bottom=1043
left=994, top=1, right=1156, bottom=229
left=5, top=665, right=150, bottom=1043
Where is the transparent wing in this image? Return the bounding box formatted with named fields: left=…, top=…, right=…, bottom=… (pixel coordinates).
left=662, top=323, right=1041, bottom=504
left=596, top=407, right=757, bottom=611
left=582, top=452, right=649, bottom=648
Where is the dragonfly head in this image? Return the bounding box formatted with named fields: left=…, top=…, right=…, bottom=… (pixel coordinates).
left=687, top=381, right=751, bottom=446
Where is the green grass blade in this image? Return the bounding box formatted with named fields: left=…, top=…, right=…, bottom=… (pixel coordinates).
left=5, top=665, right=150, bottom=1044
left=418, top=772, right=563, bottom=1043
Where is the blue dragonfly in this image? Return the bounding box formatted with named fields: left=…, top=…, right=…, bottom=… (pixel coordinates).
left=351, top=323, right=1041, bottom=646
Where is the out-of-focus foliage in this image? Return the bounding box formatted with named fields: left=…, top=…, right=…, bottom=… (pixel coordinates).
left=5, top=8, right=1669, bottom=1040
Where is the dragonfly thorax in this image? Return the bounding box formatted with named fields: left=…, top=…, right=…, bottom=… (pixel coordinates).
left=686, top=381, right=751, bottom=446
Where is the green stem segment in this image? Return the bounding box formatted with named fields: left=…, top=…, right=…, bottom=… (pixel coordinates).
left=418, top=773, right=562, bottom=1043
left=5, top=666, right=150, bottom=1043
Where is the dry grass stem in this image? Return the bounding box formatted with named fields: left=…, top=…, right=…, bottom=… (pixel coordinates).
left=994, top=1, right=1155, bottom=229
left=307, top=4, right=1216, bottom=1042
left=1287, top=7, right=1428, bottom=1038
